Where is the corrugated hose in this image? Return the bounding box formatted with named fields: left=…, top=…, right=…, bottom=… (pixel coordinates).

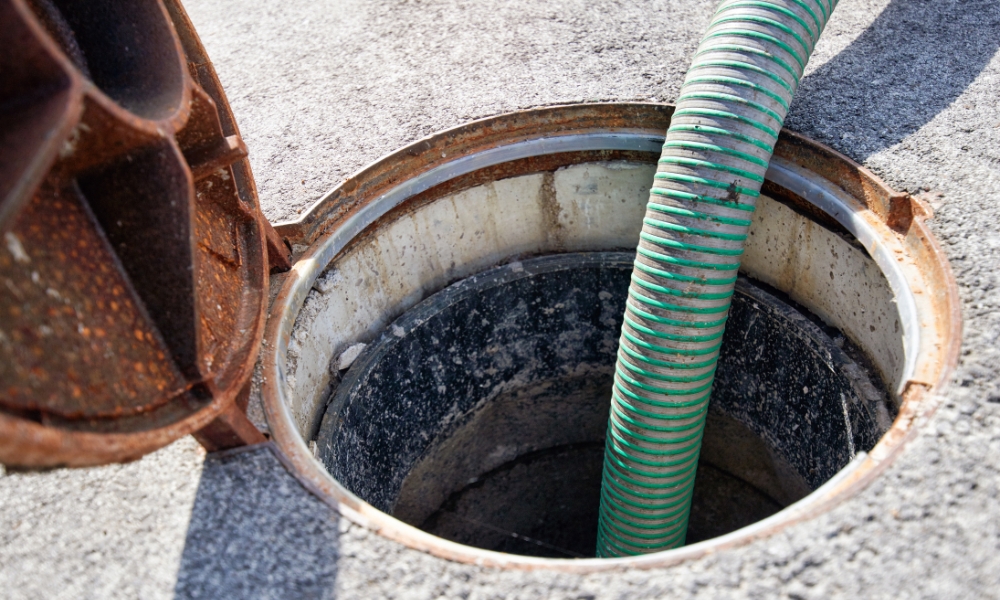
left=597, top=0, right=840, bottom=557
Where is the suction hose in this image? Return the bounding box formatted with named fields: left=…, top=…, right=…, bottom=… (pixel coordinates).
left=597, top=0, right=839, bottom=557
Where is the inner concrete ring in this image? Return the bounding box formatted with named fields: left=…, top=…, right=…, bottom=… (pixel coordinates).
left=260, top=103, right=960, bottom=571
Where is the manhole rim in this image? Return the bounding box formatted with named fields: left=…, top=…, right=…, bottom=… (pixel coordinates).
left=261, top=103, right=961, bottom=572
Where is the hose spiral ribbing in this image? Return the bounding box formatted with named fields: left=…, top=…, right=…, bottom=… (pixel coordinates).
left=597, top=0, right=839, bottom=557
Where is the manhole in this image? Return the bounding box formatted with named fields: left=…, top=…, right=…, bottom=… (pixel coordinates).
left=261, top=104, right=959, bottom=570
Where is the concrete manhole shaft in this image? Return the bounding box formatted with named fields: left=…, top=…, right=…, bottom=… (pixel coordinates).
left=315, top=252, right=888, bottom=558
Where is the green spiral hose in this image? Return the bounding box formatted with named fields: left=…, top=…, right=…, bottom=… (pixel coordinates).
left=596, top=0, right=840, bottom=557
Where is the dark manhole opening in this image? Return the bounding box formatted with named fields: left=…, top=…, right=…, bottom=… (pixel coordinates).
left=316, top=252, right=891, bottom=558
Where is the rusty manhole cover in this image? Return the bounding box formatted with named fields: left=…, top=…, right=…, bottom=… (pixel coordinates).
left=0, top=0, right=290, bottom=468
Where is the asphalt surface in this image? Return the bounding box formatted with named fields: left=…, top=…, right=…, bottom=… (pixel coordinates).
left=2, top=0, right=1000, bottom=597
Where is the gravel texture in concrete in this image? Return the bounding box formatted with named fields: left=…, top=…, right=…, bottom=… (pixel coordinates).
left=2, top=0, right=1000, bottom=598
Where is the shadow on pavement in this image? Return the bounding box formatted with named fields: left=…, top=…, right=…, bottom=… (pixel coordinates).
left=790, top=0, right=1000, bottom=159
left=173, top=445, right=340, bottom=599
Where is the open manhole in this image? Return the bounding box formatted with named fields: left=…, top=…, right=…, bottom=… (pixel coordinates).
left=262, top=104, right=959, bottom=569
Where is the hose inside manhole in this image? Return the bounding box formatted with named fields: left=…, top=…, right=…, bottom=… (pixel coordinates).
left=597, top=0, right=840, bottom=556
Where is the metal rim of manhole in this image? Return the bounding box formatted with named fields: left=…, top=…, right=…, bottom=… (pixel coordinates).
left=260, top=103, right=961, bottom=571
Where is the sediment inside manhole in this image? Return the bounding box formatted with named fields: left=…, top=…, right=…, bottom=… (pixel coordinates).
left=313, top=252, right=891, bottom=558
